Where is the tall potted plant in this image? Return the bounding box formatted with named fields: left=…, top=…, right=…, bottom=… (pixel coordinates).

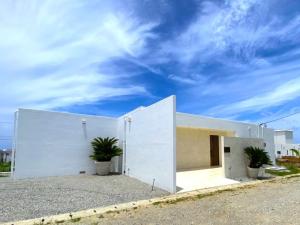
left=244, top=146, right=272, bottom=178
left=90, top=137, right=122, bottom=175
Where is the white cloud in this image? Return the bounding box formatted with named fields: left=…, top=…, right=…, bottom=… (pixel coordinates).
left=218, top=77, right=300, bottom=115
left=168, top=73, right=207, bottom=85
left=0, top=0, right=156, bottom=113
left=0, top=0, right=157, bottom=147
left=161, top=0, right=300, bottom=67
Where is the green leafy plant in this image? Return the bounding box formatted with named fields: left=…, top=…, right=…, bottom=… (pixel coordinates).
left=0, top=162, right=11, bottom=172
left=90, top=137, right=122, bottom=162
left=244, top=147, right=272, bottom=168
left=290, top=149, right=300, bottom=157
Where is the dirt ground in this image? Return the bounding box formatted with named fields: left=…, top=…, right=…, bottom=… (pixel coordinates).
left=63, top=176, right=300, bottom=225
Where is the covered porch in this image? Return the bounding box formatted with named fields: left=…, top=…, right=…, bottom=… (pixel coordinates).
left=176, top=167, right=240, bottom=192
left=176, top=126, right=237, bottom=192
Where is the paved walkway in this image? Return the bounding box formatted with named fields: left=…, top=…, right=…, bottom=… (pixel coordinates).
left=65, top=176, right=300, bottom=225
left=176, top=167, right=246, bottom=192
left=0, top=175, right=168, bottom=223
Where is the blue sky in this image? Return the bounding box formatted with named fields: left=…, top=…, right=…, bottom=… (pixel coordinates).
left=1, top=0, right=300, bottom=148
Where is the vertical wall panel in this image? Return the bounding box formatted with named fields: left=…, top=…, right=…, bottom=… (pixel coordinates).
left=120, top=96, right=176, bottom=193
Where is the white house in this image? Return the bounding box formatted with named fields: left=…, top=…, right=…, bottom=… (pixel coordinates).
left=12, top=96, right=275, bottom=193
left=274, top=130, right=300, bottom=157
left=0, top=149, right=12, bottom=163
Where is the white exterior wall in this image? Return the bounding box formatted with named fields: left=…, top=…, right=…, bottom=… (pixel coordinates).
left=222, top=137, right=264, bottom=178
left=274, top=132, right=287, bottom=144
left=274, top=130, right=294, bottom=144
left=118, top=96, right=176, bottom=193
left=274, top=130, right=299, bottom=157
left=176, top=113, right=275, bottom=163
left=275, top=144, right=300, bottom=157
left=13, top=109, right=118, bottom=178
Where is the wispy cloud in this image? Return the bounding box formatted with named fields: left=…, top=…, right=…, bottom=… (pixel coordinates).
left=2, top=0, right=300, bottom=147
left=0, top=0, right=157, bottom=113
left=208, top=76, right=300, bottom=116
left=161, top=0, right=300, bottom=68
left=0, top=0, right=159, bottom=147
left=162, top=0, right=300, bottom=125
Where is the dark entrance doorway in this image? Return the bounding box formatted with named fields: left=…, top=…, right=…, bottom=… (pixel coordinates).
left=210, top=135, right=220, bottom=166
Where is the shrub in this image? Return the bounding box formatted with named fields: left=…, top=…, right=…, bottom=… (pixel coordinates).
left=290, top=149, right=300, bottom=157
left=244, top=147, right=272, bottom=168
left=90, top=137, right=122, bottom=162
left=0, top=162, right=11, bottom=172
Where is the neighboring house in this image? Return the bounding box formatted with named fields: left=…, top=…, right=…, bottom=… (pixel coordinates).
left=274, top=130, right=300, bottom=157
left=11, top=96, right=275, bottom=193
left=0, top=149, right=12, bottom=163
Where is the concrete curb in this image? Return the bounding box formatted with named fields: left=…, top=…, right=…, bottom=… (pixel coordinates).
left=2, top=174, right=299, bottom=225
left=0, top=172, right=11, bottom=177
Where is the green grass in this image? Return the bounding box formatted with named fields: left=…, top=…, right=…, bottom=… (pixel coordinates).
left=266, top=164, right=300, bottom=176
left=0, top=162, right=11, bottom=172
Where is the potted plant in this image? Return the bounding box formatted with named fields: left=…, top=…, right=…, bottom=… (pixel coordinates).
left=244, top=146, right=272, bottom=178
left=90, top=137, right=122, bottom=175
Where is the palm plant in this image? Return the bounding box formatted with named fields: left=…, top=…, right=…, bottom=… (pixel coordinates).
left=244, top=146, right=272, bottom=168
left=90, top=137, right=122, bottom=162
left=290, top=149, right=300, bottom=157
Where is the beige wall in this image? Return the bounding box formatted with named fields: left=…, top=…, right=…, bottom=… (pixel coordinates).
left=176, top=127, right=234, bottom=171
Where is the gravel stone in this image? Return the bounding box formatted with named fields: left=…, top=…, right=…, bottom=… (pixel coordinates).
left=0, top=175, right=168, bottom=222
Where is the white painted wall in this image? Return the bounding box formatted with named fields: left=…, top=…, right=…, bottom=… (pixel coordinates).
left=118, top=96, right=176, bottom=193
left=262, top=127, right=276, bottom=163
left=274, top=130, right=294, bottom=144
left=13, top=109, right=118, bottom=178
left=12, top=96, right=278, bottom=193
left=176, top=113, right=275, bottom=163
left=222, top=137, right=264, bottom=178
left=275, top=144, right=300, bottom=157
left=274, top=130, right=299, bottom=157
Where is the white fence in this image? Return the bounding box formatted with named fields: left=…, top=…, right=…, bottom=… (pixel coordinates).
left=13, top=109, right=118, bottom=178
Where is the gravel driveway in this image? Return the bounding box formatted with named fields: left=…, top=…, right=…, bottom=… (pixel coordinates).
left=65, top=176, right=300, bottom=225
left=0, top=175, right=168, bottom=223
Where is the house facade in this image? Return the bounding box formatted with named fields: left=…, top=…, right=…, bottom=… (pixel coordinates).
left=12, top=96, right=275, bottom=193
left=274, top=130, right=300, bottom=157
left=0, top=149, right=12, bottom=163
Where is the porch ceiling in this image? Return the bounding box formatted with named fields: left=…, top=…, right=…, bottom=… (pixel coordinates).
left=176, top=126, right=235, bottom=136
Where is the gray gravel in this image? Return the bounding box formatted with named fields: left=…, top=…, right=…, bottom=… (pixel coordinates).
left=0, top=175, right=168, bottom=223
left=67, top=176, right=300, bottom=225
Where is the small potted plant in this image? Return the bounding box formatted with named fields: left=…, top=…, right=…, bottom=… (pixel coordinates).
left=244, top=146, right=272, bottom=178
left=90, top=137, right=122, bottom=175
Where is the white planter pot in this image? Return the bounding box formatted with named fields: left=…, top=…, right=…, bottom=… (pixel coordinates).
left=247, top=166, right=259, bottom=178
left=95, top=161, right=111, bottom=175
